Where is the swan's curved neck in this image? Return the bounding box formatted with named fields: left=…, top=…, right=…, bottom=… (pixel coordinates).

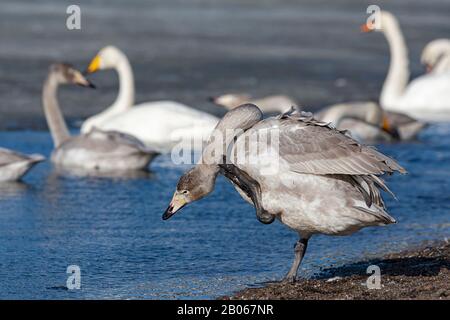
left=380, top=16, right=410, bottom=108
left=42, top=74, right=70, bottom=148
left=434, top=54, right=450, bottom=74
left=81, top=54, right=135, bottom=132
left=201, top=105, right=263, bottom=165
left=112, top=55, right=135, bottom=111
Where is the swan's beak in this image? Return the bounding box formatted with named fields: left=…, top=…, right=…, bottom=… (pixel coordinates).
left=86, top=55, right=101, bottom=74
left=73, top=71, right=96, bottom=89
left=381, top=116, right=400, bottom=139
left=381, top=116, right=390, bottom=132
left=360, top=23, right=373, bottom=33
left=425, top=64, right=433, bottom=73
left=162, top=192, right=187, bottom=220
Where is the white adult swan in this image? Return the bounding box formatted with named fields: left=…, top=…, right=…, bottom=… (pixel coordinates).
left=82, top=46, right=219, bottom=153
left=0, top=148, right=44, bottom=181
left=421, top=39, right=450, bottom=74
left=362, top=11, right=450, bottom=121
left=163, top=104, right=405, bottom=282
left=43, top=63, right=158, bottom=172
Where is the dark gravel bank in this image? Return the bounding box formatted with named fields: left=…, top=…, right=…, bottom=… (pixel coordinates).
left=225, top=240, right=450, bottom=300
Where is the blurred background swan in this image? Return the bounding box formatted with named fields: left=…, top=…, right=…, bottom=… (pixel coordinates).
left=0, top=148, right=44, bottom=181
left=82, top=46, right=219, bottom=153
left=362, top=11, right=450, bottom=121
left=211, top=94, right=425, bottom=142
left=210, top=93, right=297, bottom=114
left=43, top=63, right=158, bottom=172
left=421, top=39, right=450, bottom=74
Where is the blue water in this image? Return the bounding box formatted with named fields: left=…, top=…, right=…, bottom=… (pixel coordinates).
left=0, top=125, right=449, bottom=299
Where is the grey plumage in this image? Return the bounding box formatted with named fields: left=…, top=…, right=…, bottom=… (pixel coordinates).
left=164, top=104, right=406, bottom=282
left=0, top=148, right=44, bottom=181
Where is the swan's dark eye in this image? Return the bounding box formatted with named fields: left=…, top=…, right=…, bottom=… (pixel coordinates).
left=182, top=190, right=189, bottom=194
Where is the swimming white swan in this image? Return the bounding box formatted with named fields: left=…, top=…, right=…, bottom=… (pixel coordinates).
left=211, top=93, right=297, bottom=114
left=163, top=104, right=405, bottom=282
left=82, top=46, right=219, bottom=153
left=421, top=39, right=450, bottom=74
left=0, top=148, right=44, bottom=181
left=362, top=11, right=450, bottom=121
left=43, top=63, right=158, bottom=172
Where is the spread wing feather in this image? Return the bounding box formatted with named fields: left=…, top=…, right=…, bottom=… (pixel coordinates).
left=252, top=110, right=406, bottom=176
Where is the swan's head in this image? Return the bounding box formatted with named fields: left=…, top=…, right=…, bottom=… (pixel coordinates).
left=421, top=39, right=450, bottom=73
left=49, top=63, right=95, bottom=88
left=361, top=10, right=397, bottom=33
left=209, top=93, right=252, bottom=110
left=86, top=45, right=125, bottom=73
left=162, top=165, right=218, bottom=220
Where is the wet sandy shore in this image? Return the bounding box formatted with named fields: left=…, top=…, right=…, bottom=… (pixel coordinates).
left=225, top=240, right=450, bottom=300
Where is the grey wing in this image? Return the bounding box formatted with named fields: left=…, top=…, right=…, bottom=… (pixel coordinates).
left=85, top=129, right=158, bottom=155
left=254, top=111, right=406, bottom=176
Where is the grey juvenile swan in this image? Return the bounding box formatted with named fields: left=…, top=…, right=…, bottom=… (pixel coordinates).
left=211, top=93, right=297, bottom=114
left=163, top=104, right=405, bottom=282
left=43, top=63, right=158, bottom=172
left=0, top=148, right=44, bottom=181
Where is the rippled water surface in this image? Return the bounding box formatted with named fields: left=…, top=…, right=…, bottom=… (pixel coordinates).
left=0, top=124, right=449, bottom=299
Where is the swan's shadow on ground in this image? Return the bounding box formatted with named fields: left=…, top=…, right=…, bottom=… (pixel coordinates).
left=314, top=254, right=448, bottom=279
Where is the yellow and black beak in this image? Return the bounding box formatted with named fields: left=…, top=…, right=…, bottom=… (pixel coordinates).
left=162, top=192, right=188, bottom=220
left=86, top=55, right=101, bottom=74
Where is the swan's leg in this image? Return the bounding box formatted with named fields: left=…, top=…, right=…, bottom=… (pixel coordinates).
left=284, top=238, right=309, bottom=283
left=219, top=163, right=274, bottom=224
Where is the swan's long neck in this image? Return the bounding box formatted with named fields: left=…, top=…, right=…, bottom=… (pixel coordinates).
left=434, top=54, right=450, bottom=74
left=81, top=53, right=134, bottom=132
left=42, top=74, right=70, bottom=148
left=379, top=14, right=410, bottom=109
left=113, top=55, right=135, bottom=111
left=201, top=104, right=263, bottom=165
left=190, top=105, right=262, bottom=192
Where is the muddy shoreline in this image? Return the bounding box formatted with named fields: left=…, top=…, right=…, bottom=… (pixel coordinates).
left=224, top=240, right=450, bottom=300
